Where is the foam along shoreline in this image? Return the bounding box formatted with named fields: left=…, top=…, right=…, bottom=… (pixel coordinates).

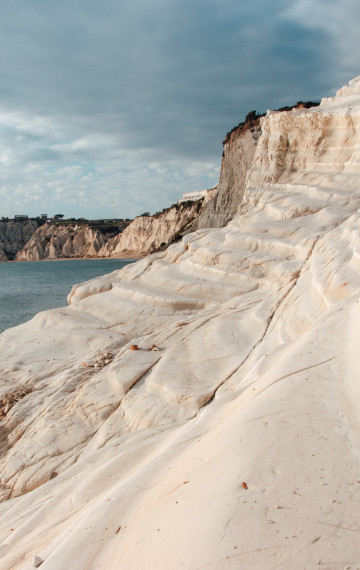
left=1, top=77, right=360, bottom=568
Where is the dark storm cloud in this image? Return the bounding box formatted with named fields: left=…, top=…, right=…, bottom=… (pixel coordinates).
left=0, top=0, right=333, bottom=157
left=0, top=0, right=358, bottom=218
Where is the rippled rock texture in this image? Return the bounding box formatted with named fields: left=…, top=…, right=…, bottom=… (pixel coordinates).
left=1, top=76, right=360, bottom=569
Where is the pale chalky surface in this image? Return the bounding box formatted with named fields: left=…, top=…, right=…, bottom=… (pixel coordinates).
left=1, top=77, right=360, bottom=569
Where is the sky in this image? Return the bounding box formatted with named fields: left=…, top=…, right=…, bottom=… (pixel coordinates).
left=0, top=0, right=359, bottom=220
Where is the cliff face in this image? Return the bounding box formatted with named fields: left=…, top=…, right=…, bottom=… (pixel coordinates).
left=99, top=200, right=203, bottom=257
left=15, top=224, right=107, bottom=261
left=0, top=219, right=43, bottom=261
left=191, top=120, right=262, bottom=230
left=2, top=77, right=360, bottom=568
left=193, top=102, right=319, bottom=232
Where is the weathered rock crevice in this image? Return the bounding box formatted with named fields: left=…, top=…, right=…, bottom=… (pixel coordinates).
left=0, top=219, right=44, bottom=261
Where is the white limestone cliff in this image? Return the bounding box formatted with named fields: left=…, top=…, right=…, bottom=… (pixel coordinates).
left=1, top=76, right=360, bottom=569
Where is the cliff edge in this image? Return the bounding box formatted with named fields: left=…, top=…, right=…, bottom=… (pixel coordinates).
left=192, top=114, right=262, bottom=229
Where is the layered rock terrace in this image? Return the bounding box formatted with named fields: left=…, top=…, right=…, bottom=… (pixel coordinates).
left=1, top=77, right=360, bottom=568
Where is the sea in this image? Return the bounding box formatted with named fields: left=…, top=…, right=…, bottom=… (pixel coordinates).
left=0, top=258, right=137, bottom=335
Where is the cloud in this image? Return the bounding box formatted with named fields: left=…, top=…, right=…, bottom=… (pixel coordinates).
left=283, top=0, right=360, bottom=89
left=0, top=108, right=220, bottom=218
left=0, top=0, right=358, bottom=218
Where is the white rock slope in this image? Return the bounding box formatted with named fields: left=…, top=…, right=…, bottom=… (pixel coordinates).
left=1, top=77, right=360, bottom=569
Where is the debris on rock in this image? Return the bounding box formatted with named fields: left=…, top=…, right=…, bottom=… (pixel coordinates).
left=0, top=388, right=30, bottom=418
left=82, top=353, right=114, bottom=369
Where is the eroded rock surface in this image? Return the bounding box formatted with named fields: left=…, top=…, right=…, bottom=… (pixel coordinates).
left=0, top=219, right=43, bottom=261
left=15, top=224, right=107, bottom=261
left=99, top=200, right=203, bottom=257
left=1, top=77, right=360, bottom=569
left=193, top=119, right=261, bottom=229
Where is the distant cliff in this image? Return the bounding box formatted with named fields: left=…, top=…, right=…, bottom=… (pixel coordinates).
left=10, top=201, right=204, bottom=261
left=15, top=224, right=108, bottom=261
left=0, top=219, right=43, bottom=261
left=99, top=200, right=203, bottom=257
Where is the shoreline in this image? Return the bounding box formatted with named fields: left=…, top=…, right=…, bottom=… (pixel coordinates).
left=2, top=254, right=145, bottom=264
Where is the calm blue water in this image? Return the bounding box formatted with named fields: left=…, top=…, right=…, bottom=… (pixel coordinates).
left=0, top=258, right=136, bottom=334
